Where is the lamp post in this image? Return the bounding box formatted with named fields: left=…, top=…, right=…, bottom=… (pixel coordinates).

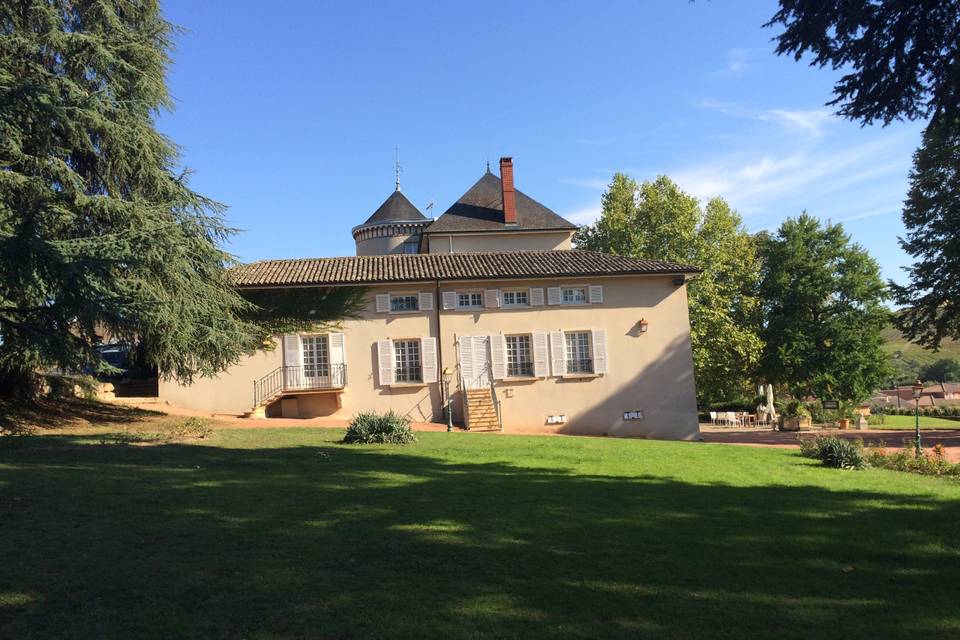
left=912, top=379, right=924, bottom=455
left=442, top=367, right=454, bottom=432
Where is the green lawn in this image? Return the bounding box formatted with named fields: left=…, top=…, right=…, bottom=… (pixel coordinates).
left=871, top=414, right=960, bottom=429
left=2, top=425, right=960, bottom=639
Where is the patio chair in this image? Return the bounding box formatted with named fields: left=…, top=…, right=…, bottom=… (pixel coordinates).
left=709, top=411, right=717, bottom=425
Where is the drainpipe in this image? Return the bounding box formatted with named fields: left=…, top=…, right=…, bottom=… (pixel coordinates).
left=435, top=279, right=444, bottom=422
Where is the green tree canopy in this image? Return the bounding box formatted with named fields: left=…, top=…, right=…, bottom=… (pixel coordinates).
left=758, top=214, right=890, bottom=402
left=919, top=358, right=960, bottom=383
left=890, top=116, right=960, bottom=350
left=766, top=0, right=960, bottom=125
left=0, top=1, right=361, bottom=396
left=576, top=174, right=763, bottom=404
left=766, top=1, right=960, bottom=361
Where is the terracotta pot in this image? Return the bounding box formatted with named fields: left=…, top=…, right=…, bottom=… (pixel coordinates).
left=838, top=419, right=850, bottom=429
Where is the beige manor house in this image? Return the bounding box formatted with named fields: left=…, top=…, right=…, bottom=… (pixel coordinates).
left=161, top=158, right=702, bottom=440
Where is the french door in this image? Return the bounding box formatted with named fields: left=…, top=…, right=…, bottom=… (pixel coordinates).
left=300, top=335, right=330, bottom=388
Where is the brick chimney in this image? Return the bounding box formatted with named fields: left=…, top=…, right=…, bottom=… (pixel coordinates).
left=499, top=157, right=517, bottom=225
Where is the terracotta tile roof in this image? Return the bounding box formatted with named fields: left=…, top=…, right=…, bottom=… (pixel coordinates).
left=422, top=172, right=577, bottom=234
left=232, top=250, right=701, bottom=287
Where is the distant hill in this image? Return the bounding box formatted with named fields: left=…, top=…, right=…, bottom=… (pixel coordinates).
left=882, top=323, right=960, bottom=384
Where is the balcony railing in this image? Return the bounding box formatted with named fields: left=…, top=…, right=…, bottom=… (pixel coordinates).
left=254, top=364, right=347, bottom=407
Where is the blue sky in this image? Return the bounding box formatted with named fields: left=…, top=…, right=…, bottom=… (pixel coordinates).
left=158, top=0, right=923, bottom=284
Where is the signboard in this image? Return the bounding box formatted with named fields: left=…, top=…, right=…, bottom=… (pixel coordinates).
left=822, top=400, right=840, bottom=410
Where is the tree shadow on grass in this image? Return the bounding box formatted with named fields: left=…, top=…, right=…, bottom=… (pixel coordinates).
left=0, top=398, right=163, bottom=434
left=1, top=437, right=959, bottom=639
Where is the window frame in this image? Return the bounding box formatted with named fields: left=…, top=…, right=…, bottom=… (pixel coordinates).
left=393, top=338, right=423, bottom=383
left=561, top=286, right=588, bottom=306
left=456, top=290, right=484, bottom=310
left=501, top=288, right=530, bottom=308
left=505, top=334, right=534, bottom=378
left=564, top=330, right=594, bottom=374
left=389, top=292, right=420, bottom=313
left=300, top=334, right=330, bottom=379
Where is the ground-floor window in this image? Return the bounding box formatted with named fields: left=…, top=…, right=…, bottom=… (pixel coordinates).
left=565, top=331, right=593, bottom=374
left=394, top=339, right=422, bottom=382
left=505, top=334, right=533, bottom=377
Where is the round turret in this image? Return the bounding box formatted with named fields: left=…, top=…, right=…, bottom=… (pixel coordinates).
left=352, top=190, right=430, bottom=255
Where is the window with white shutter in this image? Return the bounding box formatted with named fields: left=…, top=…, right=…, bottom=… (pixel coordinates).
left=484, top=289, right=501, bottom=308
left=530, top=288, right=545, bottom=306
left=329, top=332, right=346, bottom=386
left=565, top=331, right=593, bottom=373
left=592, top=329, right=608, bottom=374
left=547, top=287, right=562, bottom=305
left=377, top=339, right=395, bottom=386
left=458, top=336, right=475, bottom=384
left=490, top=334, right=506, bottom=379
left=532, top=332, right=549, bottom=377
left=549, top=331, right=566, bottom=376
left=420, top=337, right=438, bottom=383
left=419, top=292, right=434, bottom=311
left=282, top=334, right=302, bottom=368
left=442, top=291, right=457, bottom=310
left=588, top=285, right=603, bottom=304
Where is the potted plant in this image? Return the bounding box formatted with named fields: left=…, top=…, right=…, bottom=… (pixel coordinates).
left=780, top=401, right=811, bottom=432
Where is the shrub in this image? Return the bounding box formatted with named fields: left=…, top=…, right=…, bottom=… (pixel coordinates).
left=798, top=435, right=865, bottom=469
left=343, top=411, right=416, bottom=445
left=866, top=441, right=960, bottom=477
left=783, top=401, right=811, bottom=420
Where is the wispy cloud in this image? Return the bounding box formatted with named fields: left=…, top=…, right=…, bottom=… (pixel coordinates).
left=670, top=133, right=915, bottom=219
left=559, top=177, right=610, bottom=190
left=563, top=203, right=602, bottom=226
left=698, top=99, right=833, bottom=138
left=762, top=109, right=832, bottom=138
left=711, top=48, right=751, bottom=78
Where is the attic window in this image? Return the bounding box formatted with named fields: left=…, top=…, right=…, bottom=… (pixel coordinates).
left=390, top=294, right=419, bottom=312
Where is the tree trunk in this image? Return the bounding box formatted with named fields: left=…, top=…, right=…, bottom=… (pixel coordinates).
left=0, top=368, right=42, bottom=401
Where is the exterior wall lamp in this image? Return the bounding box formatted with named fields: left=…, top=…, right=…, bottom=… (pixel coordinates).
left=638, top=318, right=649, bottom=333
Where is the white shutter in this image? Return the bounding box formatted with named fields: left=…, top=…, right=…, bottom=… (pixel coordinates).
left=550, top=331, right=566, bottom=376
left=377, top=339, right=395, bottom=386
left=421, top=337, right=438, bottom=383
left=589, top=285, right=604, bottom=304
left=419, top=292, right=434, bottom=311
left=484, top=289, right=501, bottom=308
left=375, top=293, right=390, bottom=313
left=530, top=288, right=545, bottom=306
left=282, top=334, right=302, bottom=368
left=490, top=334, right=506, bottom=380
left=458, top=336, right=475, bottom=385
left=329, top=332, right=345, bottom=386
left=547, top=287, right=562, bottom=305
left=532, top=332, right=549, bottom=377
left=442, top=291, right=457, bottom=310
left=592, top=329, right=608, bottom=374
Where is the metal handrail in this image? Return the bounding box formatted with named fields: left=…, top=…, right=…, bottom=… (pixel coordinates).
left=253, top=364, right=347, bottom=407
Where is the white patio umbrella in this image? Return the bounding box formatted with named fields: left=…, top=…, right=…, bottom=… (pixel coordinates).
left=766, top=384, right=776, bottom=422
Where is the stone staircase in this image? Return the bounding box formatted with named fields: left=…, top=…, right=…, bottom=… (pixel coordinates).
left=465, top=388, right=500, bottom=430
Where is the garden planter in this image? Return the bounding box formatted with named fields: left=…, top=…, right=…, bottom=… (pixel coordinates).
left=780, top=416, right=811, bottom=431
left=838, top=419, right=850, bottom=429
